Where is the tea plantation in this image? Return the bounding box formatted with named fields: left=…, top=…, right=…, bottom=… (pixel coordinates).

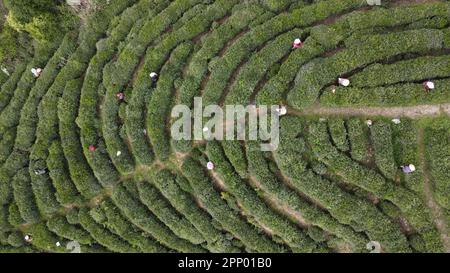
left=0, top=0, right=449, bottom=253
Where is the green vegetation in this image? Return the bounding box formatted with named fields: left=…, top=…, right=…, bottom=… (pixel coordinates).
left=0, top=0, right=448, bottom=253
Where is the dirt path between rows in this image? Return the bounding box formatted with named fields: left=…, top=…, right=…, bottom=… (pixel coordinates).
left=417, top=128, right=450, bottom=252
left=288, top=103, right=450, bottom=118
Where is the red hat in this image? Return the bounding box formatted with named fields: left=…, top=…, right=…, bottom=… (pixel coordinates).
left=89, top=145, right=96, bottom=152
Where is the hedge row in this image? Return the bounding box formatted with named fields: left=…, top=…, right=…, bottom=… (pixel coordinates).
left=328, top=119, right=350, bottom=152
left=4, top=231, right=25, bottom=248
left=425, top=125, right=450, bottom=210
left=206, top=141, right=322, bottom=253
left=275, top=116, right=411, bottom=252
left=14, top=32, right=78, bottom=152
left=124, top=83, right=154, bottom=166
left=99, top=0, right=191, bottom=172
left=27, top=0, right=138, bottom=216
left=181, top=157, right=285, bottom=252
left=221, top=141, right=248, bottom=179
left=223, top=29, right=304, bottom=106
left=47, top=141, right=86, bottom=206
left=390, top=120, right=423, bottom=193
left=369, top=121, right=398, bottom=180
left=101, top=80, right=135, bottom=174
left=77, top=0, right=148, bottom=186
left=19, top=43, right=82, bottom=214
left=0, top=205, right=11, bottom=232
left=133, top=0, right=239, bottom=160
left=99, top=198, right=168, bottom=252
left=0, top=128, right=15, bottom=165
left=0, top=150, right=30, bottom=205
left=320, top=78, right=450, bottom=107
left=203, top=0, right=363, bottom=106
left=119, top=1, right=168, bottom=165
left=177, top=3, right=265, bottom=107
left=289, top=28, right=447, bottom=109
left=0, top=63, right=26, bottom=113
left=107, top=0, right=202, bottom=90
left=172, top=4, right=267, bottom=152
left=349, top=55, right=450, bottom=88
left=347, top=118, right=370, bottom=163
left=136, top=179, right=205, bottom=244
left=111, top=184, right=206, bottom=253
left=58, top=79, right=103, bottom=198
left=78, top=207, right=137, bottom=253
left=149, top=168, right=241, bottom=253
left=69, top=0, right=148, bottom=182
left=22, top=222, right=66, bottom=253
left=46, top=215, right=93, bottom=245
left=7, top=202, right=24, bottom=228
left=245, top=141, right=368, bottom=252
left=0, top=44, right=59, bottom=135
left=89, top=200, right=146, bottom=249
left=345, top=2, right=450, bottom=31
left=99, top=1, right=166, bottom=171
left=147, top=43, right=193, bottom=161
left=308, top=122, right=440, bottom=241
left=12, top=168, right=40, bottom=224
left=257, top=2, right=450, bottom=106
left=1, top=46, right=69, bottom=197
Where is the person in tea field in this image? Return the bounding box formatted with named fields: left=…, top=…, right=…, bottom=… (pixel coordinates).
left=34, top=168, right=47, bottom=175
left=400, top=164, right=416, bottom=174
left=150, top=72, right=159, bottom=87
left=292, top=38, right=303, bottom=49
left=338, top=77, right=350, bottom=87
left=116, top=92, right=125, bottom=101
left=423, top=81, right=435, bottom=92
left=31, top=67, right=42, bottom=78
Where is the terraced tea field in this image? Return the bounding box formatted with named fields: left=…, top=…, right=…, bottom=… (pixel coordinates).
left=0, top=0, right=449, bottom=253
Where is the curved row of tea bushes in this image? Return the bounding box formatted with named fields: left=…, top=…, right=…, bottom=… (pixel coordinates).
left=181, top=157, right=285, bottom=253
left=245, top=141, right=368, bottom=252
left=274, top=116, right=411, bottom=252
left=308, top=121, right=444, bottom=252
left=206, top=141, right=323, bottom=253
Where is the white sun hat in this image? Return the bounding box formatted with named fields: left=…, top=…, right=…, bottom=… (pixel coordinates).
left=392, top=118, right=401, bottom=124
left=56, top=242, right=61, bottom=247
left=425, top=81, right=435, bottom=90
left=150, top=72, right=158, bottom=78
left=203, top=127, right=209, bottom=132
left=366, top=119, right=373, bottom=126
left=116, top=151, right=122, bottom=157
left=294, top=38, right=302, bottom=44
left=338, top=78, right=350, bottom=87
left=409, top=164, right=416, bottom=172
left=206, top=161, right=214, bottom=170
